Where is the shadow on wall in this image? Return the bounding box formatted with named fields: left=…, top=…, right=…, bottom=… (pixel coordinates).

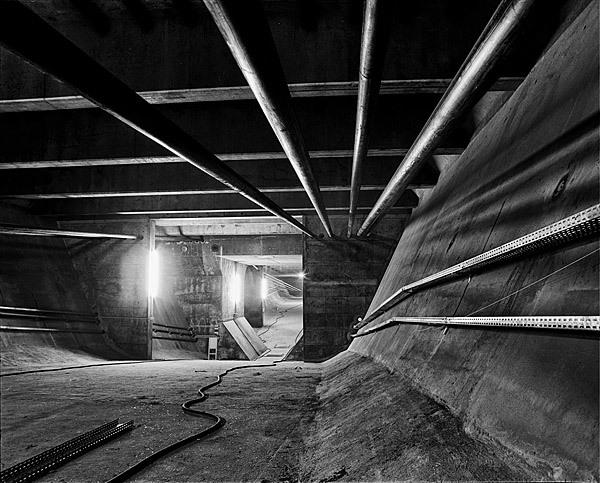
left=0, top=204, right=146, bottom=365
left=351, top=4, right=599, bottom=480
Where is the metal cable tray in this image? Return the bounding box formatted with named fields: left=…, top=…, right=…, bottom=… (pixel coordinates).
left=357, top=204, right=600, bottom=329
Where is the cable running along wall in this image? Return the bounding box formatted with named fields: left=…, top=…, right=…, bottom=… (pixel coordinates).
left=353, top=316, right=600, bottom=338
left=356, top=204, right=600, bottom=330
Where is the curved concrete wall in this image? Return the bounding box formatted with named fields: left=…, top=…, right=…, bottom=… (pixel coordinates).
left=351, top=2, right=598, bottom=480
left=0, top=204, right=135, bottom=365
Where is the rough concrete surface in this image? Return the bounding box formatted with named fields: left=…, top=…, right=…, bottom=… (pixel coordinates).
left=1, top=350, right=555, bottom=483
left=352, top=2, right=599, bottom=479
left=303, top=215, right=404, bottom=362
left=300, top=351, right=546, bottom=482
left=1, top=359, right=321, bottom=483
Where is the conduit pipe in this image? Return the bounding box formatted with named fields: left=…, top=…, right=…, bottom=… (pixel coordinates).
left=357, top=0, right=538, bottom=236
left=353, top=316, right=600, bottom=337
left=0, top=305, right=97, bottom=318
left=203, top=0, right=333, bottom=238
left=348, top=0, right=393, bottom=237
left=356, top=203, right=600, bottom=328
left=0, top=1, right=316, bottom=239
left=0, top=326, right=104, bottom=334
left=152, top=328, right=194, bottom=338
left=0, top=225, right=139, bottom=240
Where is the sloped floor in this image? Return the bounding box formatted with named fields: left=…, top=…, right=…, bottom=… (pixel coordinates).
left=1, top=352, right=546, bottom=482
left=301, top=352, right=547, bottom=482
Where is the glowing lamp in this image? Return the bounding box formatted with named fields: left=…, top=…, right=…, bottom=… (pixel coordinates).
left=149, top=249, right=159, bottom=298
left=261, top=277, right=268, bottom=300
left=232, top=274, right=242, bottom=303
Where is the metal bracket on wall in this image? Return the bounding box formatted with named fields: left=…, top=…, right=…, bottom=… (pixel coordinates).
left=353, top=316, right=600, bottom=337
left=356, top=203, right=600, bottom=329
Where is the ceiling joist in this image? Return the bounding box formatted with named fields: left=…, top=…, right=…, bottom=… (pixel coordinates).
left=0, top=148, right=463, bottom=170
left=0, top=78, right=524, bottom=113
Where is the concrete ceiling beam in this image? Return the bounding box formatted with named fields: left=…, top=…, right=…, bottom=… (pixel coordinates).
left=0, top=1, right=317, bottom=239
left=0, top=157, right=440, bottom=201
left=203, top=0, right=332, bottom=237
left=45, top=207, right=414, bottom=222
left=156, top=223, right=302, bottom=237
left=0, top=148, right=463, bottom=170
left=0, top=78, right=524, bottom=113
left=28, top=190, right=420, bottom=218
left=0, top=96, right=471, bottom=165
left=4, top=185, right=403, bottom=200
left=154, top=216, right=304, bottom=227
left=0, top=225, right=139, bottom=240
left=50, top=208, right=414, bottom=223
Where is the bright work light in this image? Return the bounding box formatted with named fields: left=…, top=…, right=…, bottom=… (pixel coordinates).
left=261, top=277, right=268, bottom=300
left=232, top=274, right=242, bottom=303
left=149, top=249, right=159, bottom=298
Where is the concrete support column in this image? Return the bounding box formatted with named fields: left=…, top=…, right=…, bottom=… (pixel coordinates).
left=302, top=216, right=404, bottom=361
left=146, top=220, right=155, bottom=360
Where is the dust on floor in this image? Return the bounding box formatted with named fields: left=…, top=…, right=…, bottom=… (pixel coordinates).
left=1, top=359, right=320, bottom=483
left=2, top=352, right=547, bottom=482
left=299, top=351, right=547, bottom=482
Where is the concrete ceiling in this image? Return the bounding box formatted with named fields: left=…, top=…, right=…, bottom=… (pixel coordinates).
left=0, top=0, right=554, bottom=238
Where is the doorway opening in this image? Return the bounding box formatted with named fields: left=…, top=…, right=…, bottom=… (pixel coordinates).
left=256, top=265, right=303, bottom=360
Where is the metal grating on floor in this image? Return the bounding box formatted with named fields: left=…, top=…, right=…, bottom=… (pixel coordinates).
left=356, top=204, right=600, bottom=329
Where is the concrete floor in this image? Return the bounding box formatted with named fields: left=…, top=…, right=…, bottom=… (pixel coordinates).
left=1, top=351, right=546, bottom=482
left=1, top=359, right=321, bottom=483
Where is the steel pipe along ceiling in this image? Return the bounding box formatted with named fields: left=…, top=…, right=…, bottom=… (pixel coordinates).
left=0, top=1, right=317, bottom=240
left=348, top=0, right=393, bottom=238
left=203, top=0, right=333, bottom=238
left=357, top=0, right=538, bottom=236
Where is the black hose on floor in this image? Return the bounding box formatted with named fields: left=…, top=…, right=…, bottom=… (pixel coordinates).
left=105, top=361, right=279, bottom=483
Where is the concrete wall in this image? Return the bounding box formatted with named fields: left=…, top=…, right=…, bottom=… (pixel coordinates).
left=161, top=241, right=221, bottom=325
left=350, top=3, right=599, bottom=480
left=152, top=287, right=205, bottom=360
left=220, top=258, right=246, bottom=321
left=244, top=266, right=263, bottom=328
left=157, top=240, right=224, bottom=358
left=0, top=203, right=134, bottom=364
left=218, top=258, right=248, bottom=359
left=62, top=221, right=151, bottom=359
left=303, top=215, right=405, bottom=362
